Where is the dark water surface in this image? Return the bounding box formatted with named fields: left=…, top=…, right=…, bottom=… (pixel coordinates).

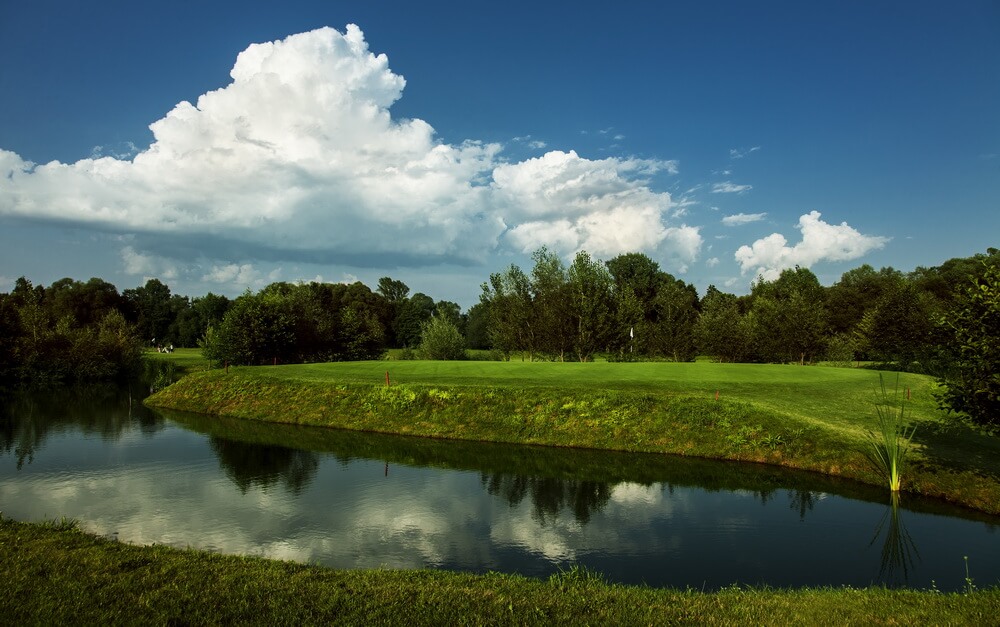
left=1, top=386, right=997, bottom=591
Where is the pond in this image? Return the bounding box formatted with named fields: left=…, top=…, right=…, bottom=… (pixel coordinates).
left=1, top=386, right=997, bottom=591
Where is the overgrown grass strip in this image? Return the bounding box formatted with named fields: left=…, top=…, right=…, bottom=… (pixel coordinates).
left=3, top=518, right=997, bottom=626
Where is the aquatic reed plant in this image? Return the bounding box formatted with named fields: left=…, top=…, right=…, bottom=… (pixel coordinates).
left=864, top=374, right=916, bottom=492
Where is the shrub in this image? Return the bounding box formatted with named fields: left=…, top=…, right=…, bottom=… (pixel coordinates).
left=419, top=316, right=466, bottom=360
left=935, top=264, right=1000, bottom=430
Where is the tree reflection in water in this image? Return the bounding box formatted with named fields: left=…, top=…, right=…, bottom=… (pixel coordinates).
left=481, top=473, right=612, bottom=524
left=0, top=385, right=164, bottom=469
left=208, top=436, right=319, bottom=495
left=869, top=492, right=920, bottom=584
left=788, top=489, right=819, bottom=520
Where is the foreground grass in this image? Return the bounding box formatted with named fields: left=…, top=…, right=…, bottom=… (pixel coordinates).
left=4, top=518, right=997, bottom=626
left=146, top=360, right=1000, bottom=515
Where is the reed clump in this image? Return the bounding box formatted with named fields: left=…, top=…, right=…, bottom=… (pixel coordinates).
left=864, top=374, right=916, bottom=492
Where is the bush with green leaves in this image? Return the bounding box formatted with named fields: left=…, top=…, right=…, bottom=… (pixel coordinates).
left=935, top=264, right=1000, bottom=429
left=419, top=315, right=466, bottom=360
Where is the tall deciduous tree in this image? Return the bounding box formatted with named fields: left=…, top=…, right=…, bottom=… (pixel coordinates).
left=748, top=267, right=827, bottom=364
left=202, top=290, right=296, bottom=366
left=531, top=247, right=571, bottom=361
left=123, top=278, right=173, bottom=345
left=856, top=281, right=937, bottom=367
left=567, top=251, right=614, bottom=362
left=481, top=264, right=534, bottom=359
left=694, top=286, right=752, bottom=362
left=648, top=276, right=699, bottom=361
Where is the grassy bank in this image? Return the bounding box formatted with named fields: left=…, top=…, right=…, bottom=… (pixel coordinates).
left=3, top=517, right=997, bottom=626
left=144, top=360, right=1000, bottom=515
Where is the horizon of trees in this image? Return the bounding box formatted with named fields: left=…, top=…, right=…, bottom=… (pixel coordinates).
left=2, top=246, right=997, bottom=427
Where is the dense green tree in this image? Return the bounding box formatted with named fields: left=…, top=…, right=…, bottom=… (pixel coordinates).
left=376, top=277, right=410, bottom=303
left=393, top=293, right=435, bottom=348
left=123, top=278, right=173, bottom=346
left=855, top=281, right=938, bottom=368
left=826, top=265, right=903, bottom=337
left=530, top=247, right=572, bottom=360
left=202, top=290, right=296, bottom=366
left=748, top=267, right=827, bottom=364
left=481, top=265, right=535, bottom=359
left=567, top=251, right=614, bottom=362
left=694, top=286, right=752, bottom=362
left=419, top=315, right=466, bottom=360
left=911, top=249, right=1000, bottom=308
left=1, top=279, right=143, bottom=384
left=606, top=253, right=661, bottom=307
left=463, top=302, right=491, bottom=350
left=45, top=277, right=124, bottom=327
left=606, top=253, right=661, bottom=358
left=647, top=276, right=699, bottom=361
left=434, top=300, right=463, bottom=328
left=611, top=285, right=644, bottom=359
left=935, top=263, right=1000, bottom=428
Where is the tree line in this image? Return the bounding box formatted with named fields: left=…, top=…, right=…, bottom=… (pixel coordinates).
left=1, top=248, right=996, bottom=428
left=480, top=247, right=999, bottom=369
left=0, top=274, right=468, bottom=384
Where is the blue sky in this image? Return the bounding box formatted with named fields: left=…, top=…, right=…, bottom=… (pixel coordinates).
left=1, top=1, right=997, bottom=307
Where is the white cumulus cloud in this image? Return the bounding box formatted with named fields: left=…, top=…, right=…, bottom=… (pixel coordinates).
left=734, top=211, right=889, bottom=281
left=494, top=150, right=695, bottom=263
left=0, top=25, right=698, bottom=279
left=1, top=26, right=501, bottom=268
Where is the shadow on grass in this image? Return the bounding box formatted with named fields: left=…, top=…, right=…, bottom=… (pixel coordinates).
left=909, top=418, right=1000, bottom=484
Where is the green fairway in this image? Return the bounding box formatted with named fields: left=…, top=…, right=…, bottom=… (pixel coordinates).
left=145, top=347, right=212, bottom=375
left=269, top=359, right=940, bottom=439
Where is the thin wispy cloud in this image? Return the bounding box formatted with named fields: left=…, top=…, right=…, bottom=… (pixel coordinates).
left=729, top=146, right=761, bottom=159
left=722, top=212, right=767, bottom=226
left=711, top=182, right=753, bottom=194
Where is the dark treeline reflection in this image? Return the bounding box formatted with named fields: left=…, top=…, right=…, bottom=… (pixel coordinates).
left=0, top=385, right=163, bottom=469
left=156, top=406, right=1000, bottom=530
left=208, top=436, right=319, bottom=495
left=482, top=474, right=612, bottom=524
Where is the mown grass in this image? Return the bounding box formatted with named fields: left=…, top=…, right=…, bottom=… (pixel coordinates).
left=3, top=517, right=997, bottom=626
left=145, top=347, right=212, bottom=376
left=144, top=359, right=1000, bottom=515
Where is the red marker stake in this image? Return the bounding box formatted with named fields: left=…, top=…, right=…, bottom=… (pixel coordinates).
left=386, top=371, right=390, bottom=387
left=715, top=390, right=719, bottom=401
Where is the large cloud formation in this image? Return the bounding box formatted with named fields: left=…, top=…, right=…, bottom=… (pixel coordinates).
left=735, top=211, right=888, bottom=280
left=0, top=25, right=696, bottom=272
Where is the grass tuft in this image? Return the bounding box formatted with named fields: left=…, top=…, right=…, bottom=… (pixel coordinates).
left=864, top=374, right=917, bottom=492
